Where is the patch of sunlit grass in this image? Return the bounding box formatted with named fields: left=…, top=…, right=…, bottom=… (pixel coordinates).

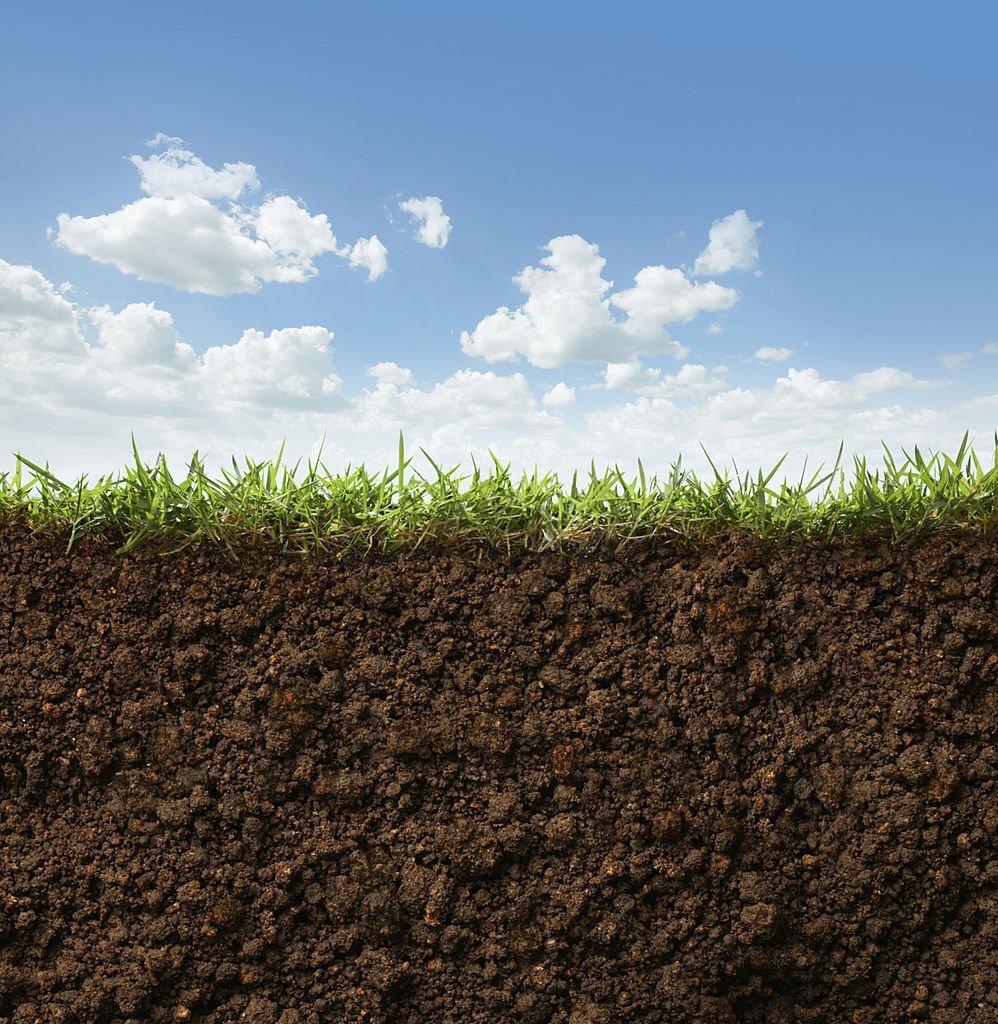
left=0, top=431, right=995, bottom=557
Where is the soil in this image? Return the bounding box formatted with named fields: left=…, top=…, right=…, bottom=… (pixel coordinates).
left=0, top=521, right=995, bottom=1023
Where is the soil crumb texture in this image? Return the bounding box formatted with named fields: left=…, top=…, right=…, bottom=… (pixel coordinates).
left=1, top=524, right=995, bottom=1023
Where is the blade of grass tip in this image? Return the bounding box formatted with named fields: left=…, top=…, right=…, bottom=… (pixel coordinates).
left=14, top=453, right=71, bottom=492
left=313, top=430, right=327, bottom=469
left=951, top=429, right=971, bottom=476
left=698, top=442, right=726, bottom=487
left=818, top=440, right=845, bottom=502
left=418, top=446, right=445, bottom=483
left=129, top=432, right=153, bottom=490
left=266, top=438, right=288, bottom=493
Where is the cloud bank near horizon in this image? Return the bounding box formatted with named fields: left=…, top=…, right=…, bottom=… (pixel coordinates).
left=3, top=255, right=992, bottom=490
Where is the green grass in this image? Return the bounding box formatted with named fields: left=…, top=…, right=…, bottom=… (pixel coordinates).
left=1, top=431, right=996, bottom=557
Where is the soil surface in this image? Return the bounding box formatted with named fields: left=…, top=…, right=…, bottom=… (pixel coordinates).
left=0, top=523, right=995, bottom=1023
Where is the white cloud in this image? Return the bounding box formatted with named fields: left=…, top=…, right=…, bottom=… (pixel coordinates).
left=610, top=266, right=738, bottom=336
left=0, top=258, right=345, bottom=423
left=3, top=259, right=993, bottom=499
left=253, top=195, right=337, bottom=259
left=399, top=196, right=452, bottom=248
left=939, top=342, right=998, bottom=369
left=358, top=368, right=545, bottom=432
left=87, top=302, right=198, bottom=373
left=129, top=139, right=259, bottom=200
left=0, top=259, right=83, bottom=357
left=603, top=361, right=729, bottom=397
left=461, top=233, right=738, bottom=369
left=939, top=351, right=975, bottom=370
left=53, top=137, right=383, bottom=294
left=542, top=381, right=576, bottom=408
left=706, top=322, right=723, bottom=335
left=755, top=346, right=794, bottom=362
left=604, top=361, right=658, bottom=391
left=692, top=210, right=763, bottom=277
left=56, top=195, right=313, bottom=296
left=367, top=362, right=415, bottom=386
left=346, top=235, right=388, bottom=281
left=199, top=326, right=344, bottom=410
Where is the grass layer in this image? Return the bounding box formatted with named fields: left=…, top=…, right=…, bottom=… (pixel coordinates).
left=1, top=431, right=996, bottom=557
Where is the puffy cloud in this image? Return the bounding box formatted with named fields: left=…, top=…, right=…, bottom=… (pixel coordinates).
left=755, top=346, right=794, bottom=362
left=87, top=303, right=197, bottom=373
left=358, top=368, right=548, bottom=433
left=0, top=259, right=83, bottom=357
left=542, top=382, right=576, bottom=408
left=602, top=361, right=729, bottom=397
left=346, top=235, right=388, bottom=281
left=705, top=322, right=723, bottom=335
left=692, top=209, right=763, bottom=277
left=367, top=362, right=415, bottom=386
left=610, top=266, right=738, bottom=337
left=56, top=195, right=305, bottom=296
left=129, top=139, right=258, bottom=199
left=3, top=259, right=992, bottom=499
left=399, top=196, right=452, bottom=248
left=52, top=137, right=383, bottom=294
left=253, top=195, right=337, bottom=259
left=461, top=234, right=738, bottom=369
left=199, top=327, right=343, bottom=411
left=0, top=259, right=345, bottom=422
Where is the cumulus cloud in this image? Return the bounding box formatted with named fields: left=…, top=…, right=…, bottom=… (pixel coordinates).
left=542, top=382, right=576, bottom=408
left=129, top=139, right=259, bottom=200
left=200, top=326, right=344, bottom=410
left=52, top=136, right=385, bottom=294
left=4, top=259, right=991, bottom=498
left=0, top=259, right=83, bottom=358
left=87, top=303, right=198, bottom=374
left=461, top=234, right=738, bottom=369
left=692, top=210, right=763, bottom=277
left=706, top=322, right=723, bottom=335
left=755, top=346, right=794, bottom=362
left=0, top=258, right=345, bottom=420
left=361, top=369, right=536, bottom=429
left=602, top=361, right=729, bottom=397
left=399, top=196, right=452, bottom=248
left=346, top=235, right=388, bottom=281
left=367, top=362, right=415, bottom=386
left=611, top=266, right=739, bottom=337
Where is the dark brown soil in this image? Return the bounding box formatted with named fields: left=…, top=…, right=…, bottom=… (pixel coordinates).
left=1, top=523, right=995, bottom=1023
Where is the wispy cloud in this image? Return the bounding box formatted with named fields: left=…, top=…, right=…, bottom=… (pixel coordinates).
left=939, top=342, right=998, bottom=369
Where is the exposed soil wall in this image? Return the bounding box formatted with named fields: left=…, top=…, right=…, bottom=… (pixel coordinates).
left=1, top=523, right=995, bottom=1023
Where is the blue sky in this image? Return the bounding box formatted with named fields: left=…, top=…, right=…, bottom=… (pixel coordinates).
left=2, top=0, right=996, bottom=486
